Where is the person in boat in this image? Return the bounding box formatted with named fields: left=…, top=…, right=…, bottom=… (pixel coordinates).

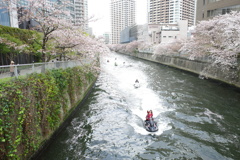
left=146, top=110, right=153, bottom=121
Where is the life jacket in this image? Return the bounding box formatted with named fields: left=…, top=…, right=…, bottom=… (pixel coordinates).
left=146, top=112, right=153, bottom=120
left=146, top=114, right=151, bottom=120
left=149, top=113, right=153, bottom=118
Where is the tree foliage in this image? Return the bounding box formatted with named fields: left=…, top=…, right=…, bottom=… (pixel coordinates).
left=1, top=0, right=109, bottom=62
left=180, top=11, right=240, bottom=69
left=0, top=25, right=42, bottom=61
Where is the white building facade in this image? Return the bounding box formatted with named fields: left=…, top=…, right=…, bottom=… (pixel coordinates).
left=83, top=0, right=88, bottom=32
left=120, top=20, right=188, bottom=45
left=69, top=0, right=88, bottom=32
left=111, top=0, right=136, bottom=44
left=149, top=0, right=195, bottom=27
left=136, top=20, right=188, bottom=44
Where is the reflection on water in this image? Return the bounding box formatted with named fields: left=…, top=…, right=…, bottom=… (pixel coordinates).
left=38, top=52, right=240, bottom=160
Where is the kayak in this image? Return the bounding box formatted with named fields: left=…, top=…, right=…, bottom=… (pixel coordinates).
left=144, top=118, right=158, bottom=132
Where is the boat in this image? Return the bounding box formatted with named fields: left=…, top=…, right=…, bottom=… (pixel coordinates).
left=144, top=118, right=158, bottom=132
left=134, top=82, right=140, bottom=88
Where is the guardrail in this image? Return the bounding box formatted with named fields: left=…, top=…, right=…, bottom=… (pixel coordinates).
left=0, top=60, right=88, bottom=79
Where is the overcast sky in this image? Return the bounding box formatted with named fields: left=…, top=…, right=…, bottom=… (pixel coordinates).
left=88, top=0, right=148, bottom=36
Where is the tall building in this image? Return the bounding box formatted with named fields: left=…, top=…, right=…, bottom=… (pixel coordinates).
left=0, top=0, right=18, bottom=27
left=111, top=0, right=136, bottom=44
left=0, top=0, right=88, bottom=30
left=83, top=0, right=88, bottom=32
left=71, top=0, right=88, bottom=32
left=148, top=0, right=195, bottom=27
left=68, top=0, right=88, bottom=31
left=196, top=0, right=240, bottom=23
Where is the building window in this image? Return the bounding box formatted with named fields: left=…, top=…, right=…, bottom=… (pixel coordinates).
left=0, top=8, right=11, bottom=26
left=207, top=10, right=211, bottom=17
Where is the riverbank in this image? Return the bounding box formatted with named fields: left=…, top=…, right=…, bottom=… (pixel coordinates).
left=119, top=51, right=240, bottom=88
left=0, top=65, right=99, bottom=160
left=30, top=75, right=97, bottom=160
left=34, top=52, right=240, bottom=160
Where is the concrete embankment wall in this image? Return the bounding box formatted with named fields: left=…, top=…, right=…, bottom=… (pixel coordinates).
left=0, top=65, right=98, bottom=160
left=120, top=52, right=240, bottom=88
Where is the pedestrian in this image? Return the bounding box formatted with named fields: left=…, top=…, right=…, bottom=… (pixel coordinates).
left=10, top=61, right=15, bottom=77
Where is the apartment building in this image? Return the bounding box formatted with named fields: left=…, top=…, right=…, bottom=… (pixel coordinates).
left=72, top=0, right=88, bottom=32
left=0, top=0, right=88, bottom=31
left=148, top=20, right=188, bottom=44
left=149, top=0, right=195, bottom=27
left=120, top=20, right=188, bottom=45
left=72, top=0, right=84, bottom=25
left=111, top=0, right=136, bottom=44
left=83, top=0, right=88, bottom=32
left=196, top=0, right=240, bottom=22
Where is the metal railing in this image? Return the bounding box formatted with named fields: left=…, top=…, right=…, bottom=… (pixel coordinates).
left=0, top=60, right=89, bottom=79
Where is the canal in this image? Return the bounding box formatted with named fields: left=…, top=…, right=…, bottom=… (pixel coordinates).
left=37, top=52, right=240, bottom=160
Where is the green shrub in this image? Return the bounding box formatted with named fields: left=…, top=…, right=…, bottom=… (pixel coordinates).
left=0, top=25, right=42, bottom=59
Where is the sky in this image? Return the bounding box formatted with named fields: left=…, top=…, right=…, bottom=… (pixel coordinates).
left=88, top=0, right=148, bottom=36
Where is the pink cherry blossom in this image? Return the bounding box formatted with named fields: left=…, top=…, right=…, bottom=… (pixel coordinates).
left=1, top=0, right=109, bottom=63
left=180, top=11, right=240, bottom=70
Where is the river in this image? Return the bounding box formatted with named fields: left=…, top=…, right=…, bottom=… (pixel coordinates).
left=37, top=52, right=240, bottom=160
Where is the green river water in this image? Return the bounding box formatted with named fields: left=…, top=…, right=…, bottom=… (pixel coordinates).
left=37, top=52, right=240, bottom=160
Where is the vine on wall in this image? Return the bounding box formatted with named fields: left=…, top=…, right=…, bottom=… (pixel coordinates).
left=0, top=65, right=97, bottom=160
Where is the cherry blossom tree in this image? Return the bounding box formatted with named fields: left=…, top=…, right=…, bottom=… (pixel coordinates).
left=153, top=43, right=170, bottom=55
left=154, top=39, right=184, bottom=55
left=108, top=43, right=126, bottom=53
left=180, top=11, right=240, bottom=70
left=49, top=26, right=80, bottom=61
left=1, top=0, right=108, bottom=63
left=138, top=42, right=152, bottom=52
left=125, top=41, right=140, bottom=53
left=108, top=41, right=141, bottom=53
left=51, top=26, right=109, bottom=61
left=1, top=0, right=72, bottom=62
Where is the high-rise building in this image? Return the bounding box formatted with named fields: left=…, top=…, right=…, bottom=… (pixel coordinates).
left=196, top=0, right=240, bottom=23
left=71, top=0, right=88, bottom=32
left=83, top=0, right=88, bottom=32
left=148, top=0, right=195, bottom=27
left=0, top=0, right=88, bottom=30
left=111, top=0, right=136, bottom=44
left=0, top=0, right=18, bottom=27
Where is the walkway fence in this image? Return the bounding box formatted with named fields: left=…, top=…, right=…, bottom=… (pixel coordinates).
left=0, top=60, right=89, bottom=79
